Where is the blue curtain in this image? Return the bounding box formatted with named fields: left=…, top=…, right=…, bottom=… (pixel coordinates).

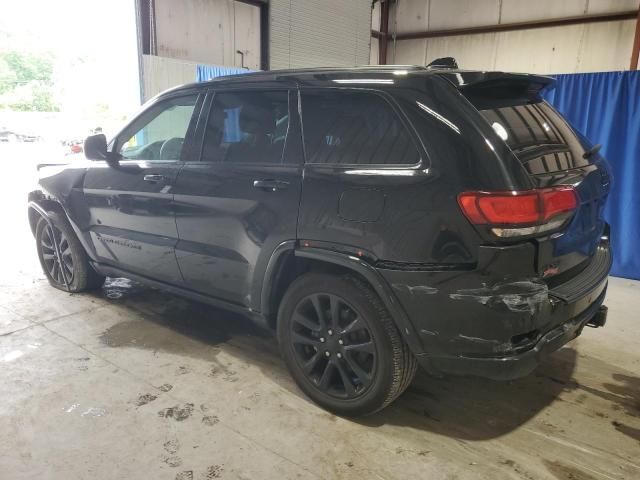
left=541, top=71, right=640, bottom=280
left=196, top=65, right=254, bottom=143
left=196, top=64, right=252, bottom=82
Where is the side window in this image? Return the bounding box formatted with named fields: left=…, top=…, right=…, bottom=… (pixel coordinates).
left=300, top=90, right=420, bottom=165
left=201, top=91, right=289, bottom=164
left=118, top=95, right=198, bottom=161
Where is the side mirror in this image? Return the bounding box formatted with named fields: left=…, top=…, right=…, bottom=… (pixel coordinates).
left=84, top=134, right=120, bottom=165
left=84, top=134, right=107, bottom=160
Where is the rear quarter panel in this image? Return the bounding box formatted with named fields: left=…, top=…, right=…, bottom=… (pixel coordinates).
left=297, top=77, right=531, bottom=265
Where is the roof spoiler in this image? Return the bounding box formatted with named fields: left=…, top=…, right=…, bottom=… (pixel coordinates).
left=427, top=57, right=458, bottom=69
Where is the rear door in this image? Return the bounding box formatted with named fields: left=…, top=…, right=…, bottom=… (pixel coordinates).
left=471, top=96, right=611, bottom=277
left=83, top=93, right=201, bottom=284
left=172, top=86, right=303, bottom=308
left=296, top=88, right=426, bottom=262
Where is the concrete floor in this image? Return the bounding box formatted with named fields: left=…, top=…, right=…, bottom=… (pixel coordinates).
left=1, top=144, right=639, bottom=479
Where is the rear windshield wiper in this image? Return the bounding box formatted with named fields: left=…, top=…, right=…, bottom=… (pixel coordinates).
left=583, top=143, right=601, bottom=159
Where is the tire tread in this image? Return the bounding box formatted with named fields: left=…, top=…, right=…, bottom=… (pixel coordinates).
left=345, top=275, right=418, bottom=413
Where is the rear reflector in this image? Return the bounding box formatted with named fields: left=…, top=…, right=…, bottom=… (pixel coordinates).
left=458, top=187, right=578, bottom=227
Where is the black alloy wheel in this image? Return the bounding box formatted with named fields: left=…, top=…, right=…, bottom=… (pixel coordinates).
left=35, top=212, right=105, bottom=292
left=40, top=223, right=74, bottom=287
left=278, top=273, right=418, bottom=416
left=291, top=292, right=376, bottom=399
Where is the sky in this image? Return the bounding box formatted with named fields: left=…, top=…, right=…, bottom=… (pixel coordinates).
left=0, top=0, right=140, bottom=126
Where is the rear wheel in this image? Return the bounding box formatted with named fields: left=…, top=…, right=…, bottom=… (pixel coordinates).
left=35, top=212, right=105, bottom=292
left=277, top=273, right=417, bottom=416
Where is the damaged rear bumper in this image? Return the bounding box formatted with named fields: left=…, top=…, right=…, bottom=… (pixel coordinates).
left=377, top=240, right=612, bottom=380
left=415, top=285, right=607, bottom=380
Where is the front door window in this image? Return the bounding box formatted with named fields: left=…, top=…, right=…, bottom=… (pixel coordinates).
left=117, top=95, right=198, bottom=161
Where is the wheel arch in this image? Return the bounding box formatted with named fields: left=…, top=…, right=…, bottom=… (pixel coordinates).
left=261, top=246, right=422, bottom=354
left=28, top=191, right=98, bottom=263
left=27, top=197, right=66, bottom=236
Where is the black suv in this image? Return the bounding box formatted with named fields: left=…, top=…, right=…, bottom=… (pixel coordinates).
left=28, top=65, right=611, bottom=416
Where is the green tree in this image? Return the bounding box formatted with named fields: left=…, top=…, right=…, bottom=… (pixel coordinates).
left=0, top=56, right=18, bottom=94
left=0, top=50, right=58, bottom=111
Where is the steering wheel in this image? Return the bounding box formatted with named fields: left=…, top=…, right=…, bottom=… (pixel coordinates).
left=159, top=137, right=184, bottom=160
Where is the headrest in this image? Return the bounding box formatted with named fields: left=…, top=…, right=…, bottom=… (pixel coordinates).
left=239, top=105, right=272, bottom=135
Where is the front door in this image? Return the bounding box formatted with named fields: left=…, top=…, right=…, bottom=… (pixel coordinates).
left=83, top=93, right=201, bottom=284
left=172, top=88, right=303, bottom=308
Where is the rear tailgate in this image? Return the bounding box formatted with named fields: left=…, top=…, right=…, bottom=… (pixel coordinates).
left=453, top=72, right=612, bottom=280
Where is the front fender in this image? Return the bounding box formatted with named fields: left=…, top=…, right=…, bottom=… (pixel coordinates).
left=28, top=163, right=96, bottom=259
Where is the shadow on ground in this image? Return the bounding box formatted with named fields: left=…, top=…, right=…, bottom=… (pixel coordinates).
left=360, top=349, right=578, bottom=440
left=87, top=277, right=640, bottom=442
left=578, top=372, right=640, bottom=443
left=95, top=277, right=286, bottom=378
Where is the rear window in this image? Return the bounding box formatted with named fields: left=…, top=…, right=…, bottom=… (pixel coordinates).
left=300, top=90, right=420, bottom=165
left=476, top=101, right=590, bottom=175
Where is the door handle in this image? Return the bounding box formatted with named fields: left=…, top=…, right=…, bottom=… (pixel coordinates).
left=143, top=174, right=165, bottom=183
left=253, top=179, right=290, bottom=191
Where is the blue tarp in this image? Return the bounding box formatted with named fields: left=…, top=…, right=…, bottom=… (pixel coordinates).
left=542, top=71, right=640, bottom=280
left=196, top=65, right=254, bottom=142
left=196, top=64, right=252, bottom=82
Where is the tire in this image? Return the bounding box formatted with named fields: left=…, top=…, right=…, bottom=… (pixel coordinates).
left=277, top=273, right=418, bottom=416
left=35, top=212, right=105, bottom=292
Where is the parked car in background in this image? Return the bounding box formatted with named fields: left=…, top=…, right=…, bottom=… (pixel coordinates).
left=0, top=126, right=14, bottom=142
left=16, top=132, right=40, bottom=142
left=27, top=62, right=611, bottom=416
left=62, top=139, right=84, bottom=155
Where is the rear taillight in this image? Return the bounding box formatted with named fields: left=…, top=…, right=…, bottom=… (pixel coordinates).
left=458, top=187, right=578, bottom=237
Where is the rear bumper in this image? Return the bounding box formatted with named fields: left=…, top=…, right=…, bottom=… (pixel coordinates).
left=415, top=286, right=607, bottom=380
left=378, top=239, right=612, bottom=380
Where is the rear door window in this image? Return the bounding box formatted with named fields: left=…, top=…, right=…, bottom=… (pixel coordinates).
left=300, top=90, right=420, bottom=165
left=477, top=101, right=590, bottom=175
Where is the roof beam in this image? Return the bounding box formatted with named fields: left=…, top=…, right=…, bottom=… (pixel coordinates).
left=372, top=10, right=638, bottom=41
left=378, top=0, right=390, bottom=65
left=631, top=9, right=640, bottom=69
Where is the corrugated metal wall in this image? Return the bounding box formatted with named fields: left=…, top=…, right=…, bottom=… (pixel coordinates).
left=141, top=55, right=197, bottom=102
left=270, top=0, right=372, bottom=69
left=153, top=0, right=261, bottom=69
left=141, top=0, right=262, bottom=101
left=372, top=0, right=640, bottom=74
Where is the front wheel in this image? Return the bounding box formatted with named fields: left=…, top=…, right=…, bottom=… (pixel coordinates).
left=35, top=212, right=105, bottom=292
left=277, top=273, right=417, bottom=416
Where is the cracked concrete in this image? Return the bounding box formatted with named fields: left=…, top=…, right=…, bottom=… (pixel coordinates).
left=1, top=144, right=639, bottom=479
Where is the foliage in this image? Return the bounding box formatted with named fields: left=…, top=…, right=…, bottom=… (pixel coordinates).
left=0, top=50, right=58, bottom=111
